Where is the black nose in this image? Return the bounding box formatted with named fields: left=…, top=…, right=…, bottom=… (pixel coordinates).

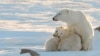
left=53, top=18, right=55, bottom=21
left=53, top=34, right=55, bottom=37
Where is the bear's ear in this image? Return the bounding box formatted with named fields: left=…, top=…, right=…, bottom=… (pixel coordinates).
left=59, top=26, right=63, bottom=29
left=78, top=11, right=86, bottom=19
left=67, top=10, right=69, bottom=13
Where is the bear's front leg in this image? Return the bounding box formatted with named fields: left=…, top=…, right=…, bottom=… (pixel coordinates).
left=57, top=41, right=62, bottom=51
left=81, top=37, right=91, bottom=51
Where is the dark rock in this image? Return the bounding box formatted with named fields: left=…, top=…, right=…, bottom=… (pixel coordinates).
left=95, top=26, right=100, bottom=32
left=20, top=49, right=40, bottom=56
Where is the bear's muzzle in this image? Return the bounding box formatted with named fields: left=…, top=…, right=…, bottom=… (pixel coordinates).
left=52, top=18, right=58, bottom=21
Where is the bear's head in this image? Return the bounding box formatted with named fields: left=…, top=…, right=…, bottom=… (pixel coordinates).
left=53, top=26, right=69, bottom=39
left=53, top=9, right=85, bottom=24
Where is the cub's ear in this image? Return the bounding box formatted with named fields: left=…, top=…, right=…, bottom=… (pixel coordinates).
left=60, top=26, right=63, bottom=28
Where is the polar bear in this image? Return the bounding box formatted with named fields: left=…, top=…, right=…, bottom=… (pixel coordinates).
left=53, top=9, right=94, bottom=50
left=53, top=26, right=82, bottom=51
left=44, top=37, right=60, bottom=51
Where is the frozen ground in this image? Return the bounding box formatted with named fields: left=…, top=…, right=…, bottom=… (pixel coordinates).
left=0, top=0, right=100, bottom=56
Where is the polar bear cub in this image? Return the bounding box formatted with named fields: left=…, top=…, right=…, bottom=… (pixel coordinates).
left=44, top=37, right=60, bottom=51
left=53, top=26, right=82, bottom=51
left=53, top=9, right=94, bottom=50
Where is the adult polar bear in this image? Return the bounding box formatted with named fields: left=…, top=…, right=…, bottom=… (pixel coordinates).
left=53, top=9, right=94, bottom=50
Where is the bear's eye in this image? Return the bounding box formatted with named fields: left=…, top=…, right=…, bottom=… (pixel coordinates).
left=56, top=31, right=58, bottom=33
left=58, top=13, right=61, bottom=15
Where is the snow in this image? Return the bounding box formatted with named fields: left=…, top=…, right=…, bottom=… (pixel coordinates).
left=0, top=0, right=100, bottom=56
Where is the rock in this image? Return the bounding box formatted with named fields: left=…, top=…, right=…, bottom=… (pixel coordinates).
left=95, top=26, right=100, bottom=32
left=20, top=49, right=40, bottom=56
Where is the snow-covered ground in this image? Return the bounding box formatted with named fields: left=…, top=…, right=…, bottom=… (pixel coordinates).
left=0, top=0, right=100, bottom=56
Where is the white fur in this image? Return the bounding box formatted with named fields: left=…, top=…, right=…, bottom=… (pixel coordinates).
left=54, top=26, right=81, bottom=51
left=44, top=37, right=59, bottom=51
left=53, top=9, right=94, bottom=50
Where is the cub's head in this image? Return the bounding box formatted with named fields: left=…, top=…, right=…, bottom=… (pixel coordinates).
left=53, top=26, right=69, bottom=39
